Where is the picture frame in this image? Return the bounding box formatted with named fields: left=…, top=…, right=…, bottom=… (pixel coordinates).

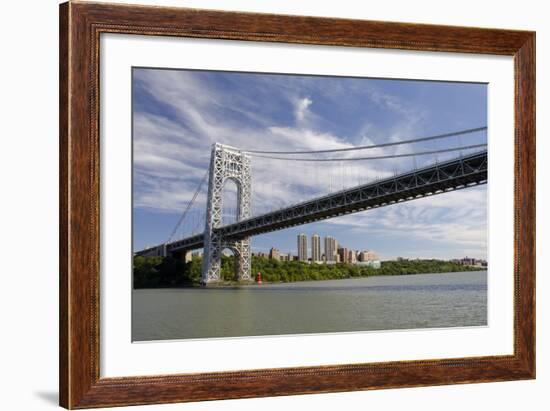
left=59, top=1, right=535, bottom=408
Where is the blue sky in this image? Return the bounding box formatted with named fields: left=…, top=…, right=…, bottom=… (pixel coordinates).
left=132, top=68, right=487, bottom=260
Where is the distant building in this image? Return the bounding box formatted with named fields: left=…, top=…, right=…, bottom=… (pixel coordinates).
left=269, top=247, right=280, bottom=260
left=461, top=257, right=476, bottom=266
left=358, top=250, right=379, bottom=262
left=357, top=260, right=381, bottom=269
left=338, top=247, right=349, bottom=264
left=349, top=250, right=357, bottom=264
left=279, top=253, right=291, bottom=262
left=453, top=257, right=487, bottom=267
left=311, top=234, right=321, bottom=262
left=297, top=234, right=308, bottom=261
left=324, top=236, right=338, bottom=262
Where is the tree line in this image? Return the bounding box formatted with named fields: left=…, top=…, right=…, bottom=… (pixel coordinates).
left=133, top=255, right=483, bottom=289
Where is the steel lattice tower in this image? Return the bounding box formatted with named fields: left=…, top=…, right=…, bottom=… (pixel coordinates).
left=202, top=143, right=252, bottom=284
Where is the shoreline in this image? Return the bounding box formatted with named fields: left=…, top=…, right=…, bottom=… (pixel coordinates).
left=133, top=268, right=487, bottom=290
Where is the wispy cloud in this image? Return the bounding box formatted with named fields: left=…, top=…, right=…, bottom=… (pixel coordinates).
left=294, top=96, right=312, bottom=123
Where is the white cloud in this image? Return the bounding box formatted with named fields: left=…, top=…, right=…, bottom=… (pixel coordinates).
left=294, top=96, right=312, bottom=123
left=322, top=185, right=487, bottom=259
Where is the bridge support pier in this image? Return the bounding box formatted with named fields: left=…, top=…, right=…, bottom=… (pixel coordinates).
left=172, top=250, right=192, bottom=263
left=202, top=143, right=252, bottom=284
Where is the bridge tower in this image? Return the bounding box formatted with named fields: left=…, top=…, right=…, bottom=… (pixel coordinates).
left=202, top=143, right=252, bottom=284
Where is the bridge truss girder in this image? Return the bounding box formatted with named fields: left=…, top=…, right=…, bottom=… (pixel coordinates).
left=217, top=151, right=487, bottom=238
left=135, top=151, right=487, bottom=268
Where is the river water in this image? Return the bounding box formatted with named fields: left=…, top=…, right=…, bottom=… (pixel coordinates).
left=132, top=271, right=487, bottom=341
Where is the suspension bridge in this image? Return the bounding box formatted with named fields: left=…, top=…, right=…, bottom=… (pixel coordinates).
left=135, top=127, right=488, bottom=285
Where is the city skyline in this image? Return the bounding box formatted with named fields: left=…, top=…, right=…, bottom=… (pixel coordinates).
left=133, top=68, right=487, bottom=260
left=292, top=233, right=378, bottom=263
left=253, top=233, right=487, bottom=267
left=242, top=234, right=486, bottom=268
left=204, top=231, right=486, bottom=265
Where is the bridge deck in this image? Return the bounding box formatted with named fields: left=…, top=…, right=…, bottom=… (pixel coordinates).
left=136, top=151, right=487, bottom=256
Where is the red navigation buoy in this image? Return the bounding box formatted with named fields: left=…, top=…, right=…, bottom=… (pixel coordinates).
left=255, top=272, right=262, bottom=284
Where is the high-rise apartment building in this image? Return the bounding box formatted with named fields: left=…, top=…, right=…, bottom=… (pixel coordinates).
left=297, top=234, right=308, bottom=261
left=324, top=236, right=338, bottom=262
left=311, top=234, right=321, bottom=262
left=349, top=250, right=357, bottom=264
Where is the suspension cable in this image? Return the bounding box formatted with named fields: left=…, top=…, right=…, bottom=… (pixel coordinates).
left=248, top=143, right=487, bottom=162
left=166, top=169, right=209, bottom=243
left=243, top=126, right=487, bottom=155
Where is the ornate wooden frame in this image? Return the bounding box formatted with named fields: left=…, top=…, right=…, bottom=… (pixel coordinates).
left=59, top=1, right=535, bottom=408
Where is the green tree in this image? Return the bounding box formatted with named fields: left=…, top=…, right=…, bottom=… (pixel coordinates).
left=156, top=256, right=187, bottom=286
left=133, top=255, right=162, bottom=288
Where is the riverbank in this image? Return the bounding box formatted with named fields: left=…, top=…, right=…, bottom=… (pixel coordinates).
left=133, top=255, right=486, bottom=289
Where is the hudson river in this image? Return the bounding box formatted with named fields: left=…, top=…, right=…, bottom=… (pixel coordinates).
left=132, top=270, right=487, bottom=341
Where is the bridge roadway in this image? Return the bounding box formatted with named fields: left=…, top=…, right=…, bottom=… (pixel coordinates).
left=136, top=151, right=487, bottom=257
